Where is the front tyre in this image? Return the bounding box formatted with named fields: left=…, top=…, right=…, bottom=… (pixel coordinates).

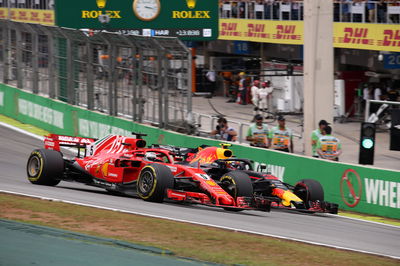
left=220, top=171, right=253, bottom=211
left=137, top=164, right=174, bottom=203
left=293, top=179, right=324, bottom=208
left=27, top=149, right=64, bottom=186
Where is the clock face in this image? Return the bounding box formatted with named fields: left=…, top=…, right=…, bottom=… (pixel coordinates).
left=133, top=0, right=161, bottom=21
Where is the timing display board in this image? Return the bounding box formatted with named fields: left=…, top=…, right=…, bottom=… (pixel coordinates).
left=55, top=0, right=218, bottom=40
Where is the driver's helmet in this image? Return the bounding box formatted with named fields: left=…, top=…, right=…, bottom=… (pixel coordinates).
left=145, top=152, right=157, bottom=161
left=227, top=161, right=244, bottom=170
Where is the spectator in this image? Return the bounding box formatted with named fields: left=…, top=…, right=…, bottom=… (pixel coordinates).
left=342, top=0, right=352, bottom=22
left=362, top=83, right=372, bottom=112
left=237, top=72, right=248, bottom=105
left=317, top=126, right=342, bottom=161
left=377, top=0, right=387, bottom=23
left=251, top=79, right=260, bottom=115
left=374, top=85, right=382, bottom=100
left=311, top=119, right=330, bottom=158
left=389, top=0, right=400, bottom=23
left=264, top=0, right=274, bottom=19
left=366, top=0, right=377, bottom=22
left=246, top=114, right=269, bottom=148
left=206, top=68, right=217, bottom=96
left=387, top=86, right=399, bottom=102
left=211, top=117, right=238, bottom=141
left=258, top=81, right=273, bottom=114
left=291, top=0, right=300, bottom=20
left=268, top=115, right=294, bottom=153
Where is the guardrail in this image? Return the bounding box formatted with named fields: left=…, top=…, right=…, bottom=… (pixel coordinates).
left=219, top=0, right=400, bottom=24
left=1, top=83, right=399, bottom=219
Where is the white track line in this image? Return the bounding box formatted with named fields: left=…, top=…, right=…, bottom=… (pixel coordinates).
left=1, top=122, right=399, bottom=260
left=1, top=190, right=399, bottom=260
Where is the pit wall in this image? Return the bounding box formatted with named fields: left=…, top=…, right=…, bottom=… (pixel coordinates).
left=1, top=84, right=399, bottom=219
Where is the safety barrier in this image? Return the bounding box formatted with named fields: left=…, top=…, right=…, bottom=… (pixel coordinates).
left=1, top=84, right=399, bottom=219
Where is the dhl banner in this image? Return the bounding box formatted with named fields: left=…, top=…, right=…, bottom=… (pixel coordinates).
left=219, top=19, right=303, bottom=45
left=0, top=8, right=55, bottom=26
left=219, top=19, right=400, bottom=52
left=334, top=23, right=400, bottom=52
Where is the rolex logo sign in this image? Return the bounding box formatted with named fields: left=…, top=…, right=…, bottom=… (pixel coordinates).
left=186, top=0, right=196, bottom=9
left=96, top=0, right=106, bottom=8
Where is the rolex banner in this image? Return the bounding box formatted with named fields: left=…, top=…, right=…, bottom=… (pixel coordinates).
left=54, top=0, right=218, bottom=40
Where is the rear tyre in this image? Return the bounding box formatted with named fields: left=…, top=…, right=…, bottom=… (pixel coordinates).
left=220, top=171, right=253, bottom=211
left=293, top=179, right=324, bottom=208
left=27, top=149, right=64, bottom=186
left=137, top=164, right=174, bottom=203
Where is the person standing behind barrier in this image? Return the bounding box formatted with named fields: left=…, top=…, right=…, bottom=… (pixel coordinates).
left=251, top=80, right=260, bottom=115
left=268, top=116, right=293, bottom=153
left=316, top=126, right=342, bottom=161
left=246, top=114, right=269, bottom=148
left=311, top=119, right=330, bottom=158
left=258, top=81, right=273, bottom=114
left=210, top=117, right=237, bottom=142
left=237, top=72, right=248, bottom=105
left=206, top=68, right=217, bottom=96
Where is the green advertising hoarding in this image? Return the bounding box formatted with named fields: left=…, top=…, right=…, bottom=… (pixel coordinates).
left=1, top=84, right=399, bottom=219
left=54, top=0, right=218, bottom=40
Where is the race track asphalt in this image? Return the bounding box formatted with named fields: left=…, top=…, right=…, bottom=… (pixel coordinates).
left=0, top=123, right=399, bottom=260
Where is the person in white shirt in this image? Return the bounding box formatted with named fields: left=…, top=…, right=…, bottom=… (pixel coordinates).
left=251, top=80, right=260, bottom=115
left=206, top=69, right=217, bottom=96
left=258, top=81, right=273, bottom=114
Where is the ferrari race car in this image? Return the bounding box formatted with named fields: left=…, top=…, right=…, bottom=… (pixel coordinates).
left=26, top=133, right=271, bottom=212
left=153, top=144, right=339, bottom=214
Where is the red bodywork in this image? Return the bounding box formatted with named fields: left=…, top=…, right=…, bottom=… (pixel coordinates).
left=43, top=134, right=263, bottom=210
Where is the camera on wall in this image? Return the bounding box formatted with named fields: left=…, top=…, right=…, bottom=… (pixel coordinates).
left=98, top=14, right=111, bottom=24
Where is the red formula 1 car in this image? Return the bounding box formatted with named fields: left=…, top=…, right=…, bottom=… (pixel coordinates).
left=26, top=133, right=271, bottom=212
left=153, top=144, right=339, bottom=214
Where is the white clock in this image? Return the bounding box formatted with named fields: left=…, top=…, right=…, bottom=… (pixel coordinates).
left=133, top=0, right=161, bottom=21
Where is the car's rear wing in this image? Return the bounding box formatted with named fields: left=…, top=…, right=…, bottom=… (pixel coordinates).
left=44, top=134, right=96, bottom=155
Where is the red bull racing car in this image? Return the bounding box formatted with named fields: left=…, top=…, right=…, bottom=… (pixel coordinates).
left=154, top=144, right=339, bottom=214
left=26, top=133, right=271, bottom=212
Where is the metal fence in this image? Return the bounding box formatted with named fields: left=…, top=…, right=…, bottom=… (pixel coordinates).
left=0, top=20, right=193, bottom=130
left=219, top=0, right=400, bottom=24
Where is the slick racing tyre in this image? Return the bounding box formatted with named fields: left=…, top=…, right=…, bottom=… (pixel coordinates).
left=137, top=164, right=174, bottom=203
left=293, top=179, right=324, bottom=208
left=220, top=171, right=253, bottom=211
left=27, top=149, right=64, bottom=186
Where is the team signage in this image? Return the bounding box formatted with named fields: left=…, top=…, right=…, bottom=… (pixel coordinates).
left=219, top=19, right=400, bottom=53
left=219, top=19, right=303, bottom=45
left=0, top=8, right=55, bottom=25
left=54, top=0, right=218, bottom=40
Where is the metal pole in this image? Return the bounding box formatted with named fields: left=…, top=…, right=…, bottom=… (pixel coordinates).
left=2, top=22, right=9, bottom=84
left=31, top=30, right=39, bottom=94
left=66, top=37, right=75, bottom=104
left=87, top=41, right=94, bottom=110
left=157, top=46, right=163, bottom=128
left=138, top=46, right=143, bottom=123
left=47, top=29, right=56, bottom=99
left=15, top=27, right=23, bottom=89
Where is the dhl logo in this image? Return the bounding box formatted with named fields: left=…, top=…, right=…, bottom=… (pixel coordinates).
left=220, top=22, right=241, bottom=37
left=341, top=27, right=373, bottom=45
left=273, top=25, right=301, bottom=40
left=245, top=23, right=269, bottom=38
left=379, top=30, right=400, bottom=47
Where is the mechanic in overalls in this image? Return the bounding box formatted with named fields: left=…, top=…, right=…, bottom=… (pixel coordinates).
left=316, top=126, right=342, bottom=161
left=268, top=116, right=293, bottom=153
